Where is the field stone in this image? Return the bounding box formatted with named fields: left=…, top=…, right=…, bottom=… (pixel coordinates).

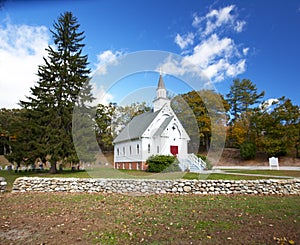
left=9, top=177, right=300, bottom=195
left=183, top=186, right=192, bottom=192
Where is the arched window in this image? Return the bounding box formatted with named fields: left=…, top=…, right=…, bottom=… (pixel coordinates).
left=148, top=144, right=151, bottom=153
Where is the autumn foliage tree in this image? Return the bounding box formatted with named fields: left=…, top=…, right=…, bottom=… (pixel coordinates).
left=172, top=90, right=229, bottom=153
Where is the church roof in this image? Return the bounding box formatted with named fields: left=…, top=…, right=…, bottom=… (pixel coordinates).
left=157, top=74, right=166, bottom=89
left=153, top=116, right=174, bottom=137
left=113, top=109, right=161, bottom=143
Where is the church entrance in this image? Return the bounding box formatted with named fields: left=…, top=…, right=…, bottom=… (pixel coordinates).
left=170, top=145, right=178, bottom=155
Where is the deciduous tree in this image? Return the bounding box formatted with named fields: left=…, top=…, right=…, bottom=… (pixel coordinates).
left=111, top=102, right=151, bottom=136
left=172, top=90, right=229, bottom=152
left=95, top=103, right=116, bottom=152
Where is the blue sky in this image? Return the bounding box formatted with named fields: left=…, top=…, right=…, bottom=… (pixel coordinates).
left=0, top=0, right=300, bottom=108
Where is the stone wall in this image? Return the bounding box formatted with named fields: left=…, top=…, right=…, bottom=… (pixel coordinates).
left=0, top=177, right=7, bottom=192
left=12, top=177, right=300, bottom=195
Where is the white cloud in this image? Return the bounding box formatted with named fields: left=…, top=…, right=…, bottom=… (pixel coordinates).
left=97, top=50, right=119, bottom=64
left=90, top=49, right=124, bottom=105
left=190, top=5, right=247, bottom=37
left=0, top=21, right=49, bottom=109
left=172, top=34, right=246, bottom=82
left=174, top=32, right=194, bottom=50
left=171, top=5, right=248, bottom=83
left=192, top=13, right=202, bottom=28
left=265, top=98, right=279, bottom=105
left=234, top=20, right=246, bottom=33
left=260, top=98, right=279, bottom=112
left=158, top=55, right=186, bottom=76
left=203, top=5, right=235, bottom=36
left=242, top=47, right=249, bottom=55
left=91, top=83, right=113, bottom=106
left=184, top=34, right=234, bottom=68
left=226, top=59, right=246, bottom=76
left=93, top=50, right=123, bottom=75
left=202, top=59, right=227, bottom=82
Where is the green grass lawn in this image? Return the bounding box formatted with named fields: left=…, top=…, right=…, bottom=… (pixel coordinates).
left=0, top=193, right=299, bottom=244
left=1, top=168, right=299, bottom=243
left=221, top=169, right=300, bottom=177
left=183, top=172, right=271, bottom=180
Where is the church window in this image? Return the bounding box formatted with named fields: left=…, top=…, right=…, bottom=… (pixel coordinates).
left=129, top=146, right=132, bottom=155
left=157, top=146, right=159, bottom=153
left=137, top=144, right=140, bottom=154
left=117, top=148, right=119, bottom=156
left=148, top=144, right=151, bottom=153
left=123, top=147, right=125, bottom=156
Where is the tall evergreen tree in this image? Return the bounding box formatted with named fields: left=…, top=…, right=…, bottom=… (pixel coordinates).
left=227, top=78, right=265, bottom=122
left=226, top=79, right=265, bottom=147
left=20, top=12, right=93, bottom=173
left=259, top=97, right=300, bottom=157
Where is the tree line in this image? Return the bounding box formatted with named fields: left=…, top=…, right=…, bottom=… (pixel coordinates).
left=0, top=12, right=299, bottom=173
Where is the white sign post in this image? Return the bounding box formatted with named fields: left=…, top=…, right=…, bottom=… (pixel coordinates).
left=269, top=157, right=279, bottom=170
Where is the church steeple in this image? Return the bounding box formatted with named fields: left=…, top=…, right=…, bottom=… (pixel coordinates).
left=153, top=73, right=170, bottom=112
left=156, top=74, right=167, bottom=99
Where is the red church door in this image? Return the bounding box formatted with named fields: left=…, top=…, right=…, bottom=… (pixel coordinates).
left=170, top=145, right=178, bottom=155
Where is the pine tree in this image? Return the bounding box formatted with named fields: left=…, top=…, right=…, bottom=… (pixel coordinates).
left=20, top=12, right=93, bottom=173
left=226, top=79, right=265, bottom=147
left=227, top=78, right=265, bottom=122
left=260, top=97, right=300, bottom=157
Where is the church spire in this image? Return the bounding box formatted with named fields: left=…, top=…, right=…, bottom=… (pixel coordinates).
left=153, top=73, right=169, bottom=112
left=156, top=74, right=166, bottom=98
left=157, top=74, right=166, bottom=90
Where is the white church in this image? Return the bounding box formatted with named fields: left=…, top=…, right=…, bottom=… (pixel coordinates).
left=113, top=74, right=206, bottom=171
